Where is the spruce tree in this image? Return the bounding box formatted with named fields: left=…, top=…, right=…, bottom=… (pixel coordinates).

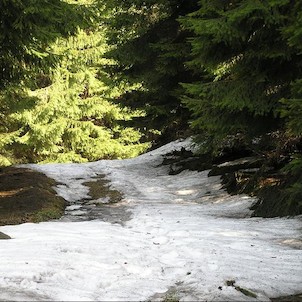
left=104, top=0, right=198, bottom=144
left=277, top=0, right=302, bottom=215
left=0, top=0, right=93, bottom=165
left=180, top=0, right=302, bottom=147
left=0, top=0, right=92, bottom=88
left=0, top=1, right=149, bottom=165
left=180, top=0, right=302, bottom=215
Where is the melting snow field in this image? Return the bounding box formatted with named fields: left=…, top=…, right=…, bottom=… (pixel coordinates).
left=0, top=139, right=301, bottom=301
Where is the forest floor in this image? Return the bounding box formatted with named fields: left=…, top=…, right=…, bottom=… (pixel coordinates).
left=0, top=139, right=301, bottom=301
left=0, top=167, right=65, bottom=226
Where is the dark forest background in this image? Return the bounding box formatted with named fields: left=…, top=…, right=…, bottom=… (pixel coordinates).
left=1, top=0, right=301, bottom=215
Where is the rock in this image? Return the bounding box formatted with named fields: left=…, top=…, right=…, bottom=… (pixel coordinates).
left=169, top=156, right=212, bottom=175
left=172, top=147, right=194, bottom=158
left=0, top=231, right=11, bottom=239
left=162, top=147, right=213, bottom=175
left=208, top=157, right=265, bottom=176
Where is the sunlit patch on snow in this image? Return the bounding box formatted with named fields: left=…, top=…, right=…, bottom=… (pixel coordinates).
left=280, top=238, right=302, bottom=249
left=176, top=189, right=197, bottom=195
left=217, top=230, right=259, bottom=238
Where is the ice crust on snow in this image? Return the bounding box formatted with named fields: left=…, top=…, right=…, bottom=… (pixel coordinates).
left=0, top=138, right=301, bottom=301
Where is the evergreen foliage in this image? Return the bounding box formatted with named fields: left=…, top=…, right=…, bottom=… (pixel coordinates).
left=104, top=0, right=198, bottom=144
left=0, top=0, right=92, bottom=88
left=280, top=0, right=302, bottom=137
left=180, top=0, right=302, bottom=214
left=0, top=1, right=149, bottom=165
left=0, top=0, right=301, bottom=216
left=180, top=0, right=302, bottom=144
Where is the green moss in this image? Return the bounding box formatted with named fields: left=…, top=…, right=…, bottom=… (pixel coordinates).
left=33, top=208, right=64, bottom=223
left=162, top=292, right=179, bottom=302
left=84, top=177, right=123, bottom=204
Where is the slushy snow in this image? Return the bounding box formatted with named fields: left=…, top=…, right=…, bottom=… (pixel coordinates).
left=0, top=139, right=301, bottom=301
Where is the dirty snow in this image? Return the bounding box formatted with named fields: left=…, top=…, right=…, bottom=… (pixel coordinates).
left=0, top=139, right=301, bottom=301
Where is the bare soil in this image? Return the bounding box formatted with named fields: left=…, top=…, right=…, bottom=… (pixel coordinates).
left=0, top=166, right=66, bottom=226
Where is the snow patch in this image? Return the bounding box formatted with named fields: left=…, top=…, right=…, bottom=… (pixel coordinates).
left=1, top=138, right=301, bottom=301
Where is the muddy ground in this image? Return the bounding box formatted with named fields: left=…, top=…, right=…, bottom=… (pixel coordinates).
left=0, top=167, right=66, bottom=226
